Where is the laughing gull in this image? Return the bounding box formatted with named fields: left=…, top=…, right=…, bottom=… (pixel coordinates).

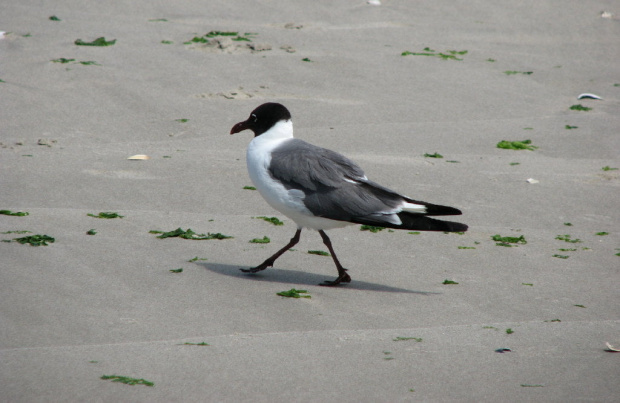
left=230, top=102, right=468, bottom=286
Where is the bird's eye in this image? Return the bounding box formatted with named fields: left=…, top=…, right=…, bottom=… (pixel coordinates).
left=251, top=114, right=257, bottom=122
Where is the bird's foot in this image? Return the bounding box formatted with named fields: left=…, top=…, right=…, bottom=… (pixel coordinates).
left=240, top=262, right=272, bottom=273
left=319, top=271, right=351, bottom=286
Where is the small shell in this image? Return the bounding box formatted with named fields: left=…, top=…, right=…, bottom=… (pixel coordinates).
left=577, top=93, right=602, bottom=100
left=526, top=178, right=539, bottom=184
left=127, top=154, right=150, bottom=160
left=367, top=0, right=381, bottom=5
left=0, top=31, right=6, bottom=39
left=606, top=342, right=620, bottom=352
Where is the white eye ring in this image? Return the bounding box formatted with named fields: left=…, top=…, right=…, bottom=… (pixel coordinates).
left=251, top=114, right=257, bottom=122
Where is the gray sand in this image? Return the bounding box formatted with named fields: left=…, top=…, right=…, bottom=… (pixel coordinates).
left=1, top=1, right=619, bottom=401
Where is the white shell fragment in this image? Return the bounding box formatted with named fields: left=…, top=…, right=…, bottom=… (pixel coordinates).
left=0, top=31, right=6, bottom=39
left=367, top=0, right=381, bottom=5
left=127, top=154, right=150, bottom=160
left=526, top=178, right=539, bottom=184
left=606, top=342, right=620, bottom=352
left=600, top=11, right=614, bottom=19
left=577, top=93, right=602, bottom=100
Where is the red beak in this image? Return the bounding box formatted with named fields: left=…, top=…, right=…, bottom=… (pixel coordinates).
left=230, top=120, right=249, bottom=135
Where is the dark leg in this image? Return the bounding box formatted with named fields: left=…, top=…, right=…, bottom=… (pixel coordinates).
left=241, top=229, right=302, bottom=273
left=318, top=230, right=351, bottom=286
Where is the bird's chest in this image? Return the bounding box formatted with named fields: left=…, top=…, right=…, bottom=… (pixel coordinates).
left=246, top=138, right=308, bottom=215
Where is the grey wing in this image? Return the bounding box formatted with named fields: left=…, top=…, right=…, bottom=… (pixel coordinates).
left=269, top=139, right=365, bottom=191
left=269, top=139, right=405, bottom=224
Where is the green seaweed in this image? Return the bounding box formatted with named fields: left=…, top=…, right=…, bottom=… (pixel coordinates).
left=49, top=15, right=61, bottom=21
left=504, top=71, right=532, bottom=75
left=308, top=250, right=330, bottom=256
left=521, top=384, right=544, bottom=388
left=553, top=254, right=569, bottom=259
left=491, top=234, right=527, bottom=246
left=243, top=186, right=257, bottom=190
left=393, top=337, right=422, bottom=342
left=249, top=236, right=270, bottom=244
left=169, top=268, right=183, bottom=273
left=151, top=228, right=233, bottom=240
left=206, top=31, right=239, bottom=37
left=0, top=210, right=29, bottom=216
left=555, top=234, right=582, bottom=243
left=360, top=225, right=385, bottom=233
left=569, top=104, right=591, bottom=111
left=424, top=152, right=443, bottom=158
left=402, top=48, right=467, bottom=61
left=75, top=37, right=116, bottom=46
left=185, top=31, right=256, bottom=44
left=10, top=234, right=55, bottom=246
left=522, top=283, right=533, bottom=286
left=442, top=279, right=459, bottom=285
left=544, top=319, right=561, bottom=322
left=51, top=58, right=75, bottom=63
left=86, top=229, right=97, bottom=235
left=186, top=36, right=208, bottom=43
left=175, top=118, right=189, bottom=123
left=100, top=375, right=154, bottom=387
left=565, top=125, right=578, bottom=129
left=595, top=232, right=609, bottom=236
left=52, top=58, right=99, bottom=65
left=458, top=246, right=476, bottom=249
left=602, top=166, right=618, bottom=171
left=496, top=139, right=537, bottom=151
left=254, top=216, right=284, bottom=226
left=277, top=288, right=311, bottom=298
left=88, top=212, right=124, bottom=219
left=181, top=342, right=209, bottom=346
left=302, top=58, right=313, bottom=62
left=188, top=256, right=208, bottom=262
left=574, top=304, right=586, bottom=308
left=505, top=328, right=514, bottom=334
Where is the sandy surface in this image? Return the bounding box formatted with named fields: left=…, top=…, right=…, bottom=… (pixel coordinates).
left=1, top=1, right=619, bottom=401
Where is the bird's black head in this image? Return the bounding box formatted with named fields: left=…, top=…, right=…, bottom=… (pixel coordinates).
left=230, top=102, right=292, bottom=137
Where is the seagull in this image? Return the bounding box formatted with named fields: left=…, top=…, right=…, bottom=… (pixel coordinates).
left=230, top=102, right=468, bottom=286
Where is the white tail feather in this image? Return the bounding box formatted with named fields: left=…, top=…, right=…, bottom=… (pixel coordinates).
left=401, top=202, right=427, bottom=214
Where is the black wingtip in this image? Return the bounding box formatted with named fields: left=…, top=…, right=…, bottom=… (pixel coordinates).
left=395, top=213, right=468, bottom=232
left=424, top=205, right=462, bottom=216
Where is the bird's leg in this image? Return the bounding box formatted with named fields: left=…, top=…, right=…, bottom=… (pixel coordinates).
left=241, top=229, right=302, bottom=273
left=317, top=230, right=351, bottom=286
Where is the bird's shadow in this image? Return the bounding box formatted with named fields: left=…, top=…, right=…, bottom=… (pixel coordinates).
left=198, top=262, right=440, bottom=295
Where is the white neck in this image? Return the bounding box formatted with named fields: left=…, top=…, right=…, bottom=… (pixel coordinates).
left=260, top=120, right=294, bottom=141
